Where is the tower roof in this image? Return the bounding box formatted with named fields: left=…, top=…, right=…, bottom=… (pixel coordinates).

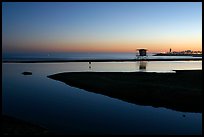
left=137, top=48, right=147, bottom=51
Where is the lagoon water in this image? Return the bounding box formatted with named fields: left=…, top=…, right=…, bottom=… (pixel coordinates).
left=2, top=61, right=202, bottom=135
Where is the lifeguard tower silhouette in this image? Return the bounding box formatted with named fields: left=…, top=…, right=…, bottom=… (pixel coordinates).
left=136, top=48, right=148, bottom=60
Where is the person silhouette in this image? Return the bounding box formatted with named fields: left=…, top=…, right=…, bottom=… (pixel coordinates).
left=89, top=61, right=91, bottom=70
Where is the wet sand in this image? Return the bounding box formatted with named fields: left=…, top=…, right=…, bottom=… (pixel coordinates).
left=48, top=70, right=202, bottom=113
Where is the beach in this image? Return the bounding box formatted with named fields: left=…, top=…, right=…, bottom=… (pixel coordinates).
left=48, top=70, right=202, bottom=113
left=2, top=2, right=202, bottom=135
left=2, top=61, right=202, bottom=135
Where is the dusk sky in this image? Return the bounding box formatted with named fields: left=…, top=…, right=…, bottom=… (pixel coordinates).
left=2, top=2, right=202, bottom=53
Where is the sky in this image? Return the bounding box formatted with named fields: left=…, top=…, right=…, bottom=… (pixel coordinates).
left=2, top=2, right=202, bottom=53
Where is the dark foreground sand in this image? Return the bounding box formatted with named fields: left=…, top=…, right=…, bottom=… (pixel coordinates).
left=1, top=115, right=49, bottom=135
left=48, top=70, right=202, bottom=113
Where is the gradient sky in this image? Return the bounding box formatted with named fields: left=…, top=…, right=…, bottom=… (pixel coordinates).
left=2, top=2, right=202, bottom=53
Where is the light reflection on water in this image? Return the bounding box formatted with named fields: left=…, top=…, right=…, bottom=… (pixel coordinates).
left=87, top=61, right=202, bottom=72
left=2, top=61, right=202, bottom=135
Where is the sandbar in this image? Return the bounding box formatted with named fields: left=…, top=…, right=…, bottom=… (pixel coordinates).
left=48, top=70, right=202, bottom=113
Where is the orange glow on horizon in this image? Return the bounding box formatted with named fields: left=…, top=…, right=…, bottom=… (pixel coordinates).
left=4, top=40, right=202, bottom=53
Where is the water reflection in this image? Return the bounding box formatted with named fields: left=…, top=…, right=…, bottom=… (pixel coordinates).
left=135, top=61, right=147, bottom=72
left=139, top=61, right=147, bottom=71
left=3, top=62, right=202, bottom=135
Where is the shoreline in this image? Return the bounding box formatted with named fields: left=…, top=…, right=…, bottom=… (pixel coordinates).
left=48, top=70, right=202, bottom=113
left=2, top=58, right=202, bottom=63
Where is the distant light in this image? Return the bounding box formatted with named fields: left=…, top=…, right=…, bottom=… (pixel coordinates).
left=160, top=52, right=166, bottom=54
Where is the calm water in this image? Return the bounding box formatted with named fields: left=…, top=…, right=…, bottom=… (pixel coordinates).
left=3, top=52, right=202, bottom=61
left=2, top=61, right=202, bottom=135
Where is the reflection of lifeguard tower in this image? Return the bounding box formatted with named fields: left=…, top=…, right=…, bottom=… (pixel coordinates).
left=136, top=48, right=148, bottom=59
left=139, top=61, right=147, bottom=71
left=135, top=60, right=147, bottom=72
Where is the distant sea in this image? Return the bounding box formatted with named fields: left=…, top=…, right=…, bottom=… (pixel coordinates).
left=2, top=52, right=202, bottom=61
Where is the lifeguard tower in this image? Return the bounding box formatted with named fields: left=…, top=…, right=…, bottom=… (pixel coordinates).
left=136, top=48, right=148, bottom=59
